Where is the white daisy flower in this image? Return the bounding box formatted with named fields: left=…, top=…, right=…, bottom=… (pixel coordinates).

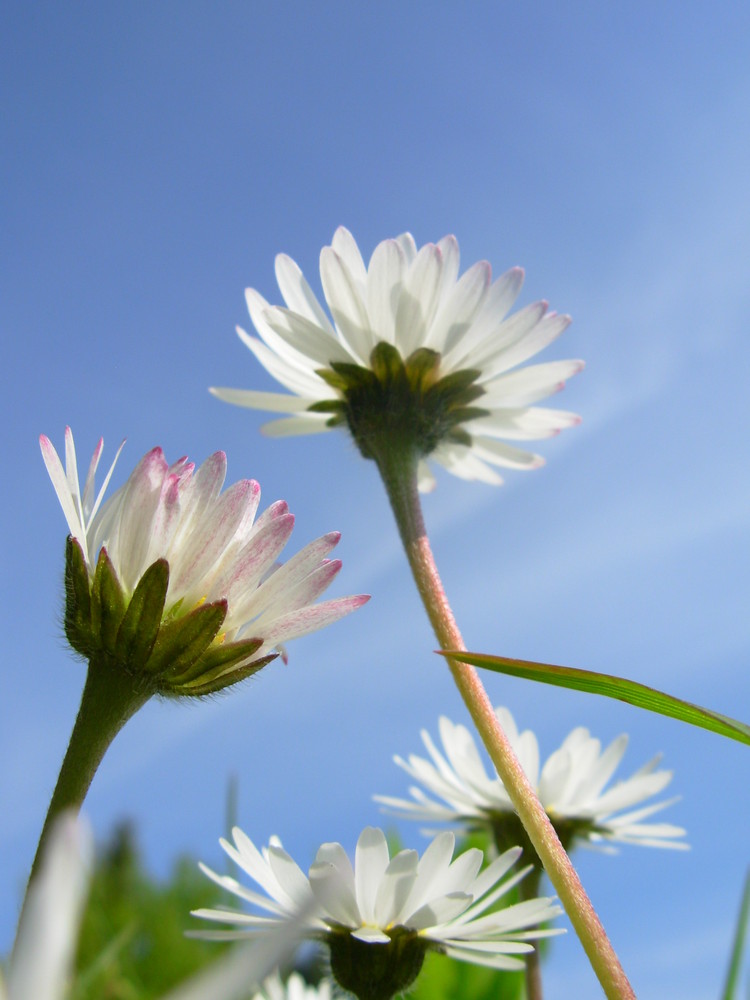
left=251, top=972, right=332, bottom=1000
left=376, top=707, right=688, bottom=853
left=211, top=228, right=582, bottom=491
left=192, top=826, right=562, bottom=1000
left=0, top=812, right=312, bottom=1000
left=40, top=428, right=368, bottom=695
left=2, top=814, right=92, bottom=1000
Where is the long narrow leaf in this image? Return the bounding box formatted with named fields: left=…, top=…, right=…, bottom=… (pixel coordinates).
left=440, top=651, right=750, bottom=747
left=720, top=869, right=750, bottom=1000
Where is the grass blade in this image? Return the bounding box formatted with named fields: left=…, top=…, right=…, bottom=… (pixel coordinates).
left=440, top=651, right=750, bottom=746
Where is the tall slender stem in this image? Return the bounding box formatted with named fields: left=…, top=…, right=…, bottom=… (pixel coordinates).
left=519, top=867, right=545, bottom=1000
left=373, top=443, right=635, bottom=1000
left=24, top=658, right=151, bottom=896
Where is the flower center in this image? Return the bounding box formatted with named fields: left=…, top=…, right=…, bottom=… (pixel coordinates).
left=311, top=343, right=488, bottom=461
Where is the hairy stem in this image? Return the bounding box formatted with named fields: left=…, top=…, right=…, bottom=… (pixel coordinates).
left=22, top=658, right=150, bottom=912
left=373, top=443, right=635, bottom=1000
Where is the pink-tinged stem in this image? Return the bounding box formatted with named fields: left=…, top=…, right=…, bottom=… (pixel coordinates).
left=374, top=444, right=635, bottom=1000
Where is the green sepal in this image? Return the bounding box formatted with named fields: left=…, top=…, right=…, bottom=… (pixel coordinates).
left=115, top=559, right=169, bottom=669
left=425, top=367, right=482, bottom=398
left=316, top=367, right=353, bottom=393
left=307, top=399, right=347, bottom=414
left=90, top=549, right=128, bottom=658
left=164, top=634, right=264, bottom=685
left=370, top=341, right=406, bottom=383
left=445, top=427, right=473, bottom=447
left=63, top=536, right=93, bottom=656
left=170, top=653, right=277, bottom=697
left=424, top=378, right=485, bottom=410
left=404, top=347, right=441, bottom=392
left=328, top=362, right=379, bottom=390
left=443, top=406, right=490, bottom=427
left=316, top=347, right=487, bottom=461
left=143, top=601, right=227, bottom=679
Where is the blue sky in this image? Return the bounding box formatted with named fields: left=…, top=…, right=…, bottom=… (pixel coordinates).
left=3, top=3, right=750, bottom=996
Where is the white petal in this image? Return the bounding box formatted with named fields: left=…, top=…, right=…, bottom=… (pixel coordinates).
left=439, top=946, right=526, bottom=971
left=366, top=239, right=405, bottom=345
left=251, top=594, right=369, bottom=650
left=39, top=434, right=86, bottom=550
left=310, top=846, right=360, bottom=927
left=168, top=479, right=259, bottom=600
left=350, top=926, right=391, bottom=944
left=331, top=227, right=368, bottom=291
left=374, top=849, right=419, bottom=926
left=481, top=359, right=585, bottom=407
left=209, top=387, right=314, bottom=413
left=477, top=311, right=572, bottom=380
left=442, top=267, right=524, bottom=370
left=469, top=439, right=544, bottom=471
left=436, top=235, right=460, bottom=296
left=319, top=247, right=373, bottom=364
left=469, top=407, right=581, bottom=441
left=275, top=253, right=336, bottom=334
left=261, top=415, right=334, bottom=437
left=264, top=306, right=351, bottom=367
left=431, top=443, right=504, bottom=486
left=354, top=827, right=390, bottom=925
left=407, top=892, right=472, bottom=930
left=247, top=532, right=341, bottom=612
left=426, top=260, right=491, bottom=353
left=395, top=232, right=417, bottom=265
left=395, top=243, right=443, bottom=356
left=245, top=289, right=327, bottom=375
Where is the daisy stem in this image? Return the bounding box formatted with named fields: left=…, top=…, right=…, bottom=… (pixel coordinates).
left=519, top=868, right=545, bottom=1000
left=372, top=443, right=635, bottom=1000
left=22, top=656, right=150, bottom=903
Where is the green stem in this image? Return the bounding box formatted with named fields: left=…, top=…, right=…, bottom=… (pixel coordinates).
left=24, top=657, right=152, bottom=894
left=519, top=867, right=545, bottom=1000
left=373, top=443, right=635, bottom=1000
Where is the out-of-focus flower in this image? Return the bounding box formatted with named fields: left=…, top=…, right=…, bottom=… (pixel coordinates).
left=0, top=814, right=311, bottom=1000
left=250, top=972, right=332, bottom=1000
left=192, top=825, right=562, bottom=1000
left=2, top=814, right=92, bottom=1000
left=40, top=428, right=368, bottom=696
left=376, top=707, right=688, bottom=853
left=211, top=227, right=582, bottom=491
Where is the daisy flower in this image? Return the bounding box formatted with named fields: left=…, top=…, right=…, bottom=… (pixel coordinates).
left=250, top=972, right=332, bottom=1000
left=192, top=826, right=562, bottom=1000
left=376, top=707, right=688, bottom=854
left=1, top=814, right=92, bottom=1000
left=1, top=813, right=311, bottom=1000
left=211, top=227, right=582, bottom=491
left=40, top=427, right=368, bottom=696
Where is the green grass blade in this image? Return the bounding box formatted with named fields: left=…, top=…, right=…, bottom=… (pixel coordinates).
left=440, top=651, right=750, bottom=746
left=720, top=869, right=750, bottom=1000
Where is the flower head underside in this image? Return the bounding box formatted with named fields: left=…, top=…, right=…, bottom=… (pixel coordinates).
left=211, top=228, right=583, bottom=491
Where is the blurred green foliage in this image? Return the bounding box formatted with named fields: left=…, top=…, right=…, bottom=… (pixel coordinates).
left=410, top=951, right=524, bottom=1000
left=71, top=821, right=235, bottom=1000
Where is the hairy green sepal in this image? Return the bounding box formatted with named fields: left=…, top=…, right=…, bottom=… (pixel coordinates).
left=312, top=343, right=488, bottom=460
left=64, top=537, right=275, bottom=697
